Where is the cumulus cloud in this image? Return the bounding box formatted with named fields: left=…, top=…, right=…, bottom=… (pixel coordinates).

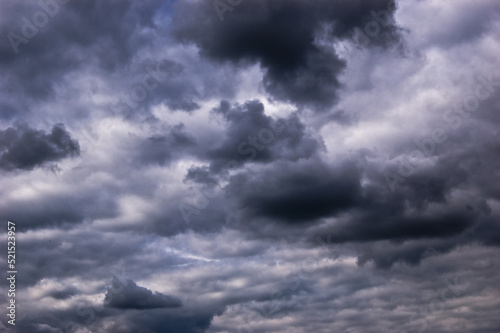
left=1, top=0, right=500, bottom=332
left=0, top=123, right=79, bottom=171
left=202, top=99, right=324, bottom=174
left=105, top=278, right=182, bottom=310
left=173, top=0, right=404, bottom=111
left=227, top=159, right=362, bottom=223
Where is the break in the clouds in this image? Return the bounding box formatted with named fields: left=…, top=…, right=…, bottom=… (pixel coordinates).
left=1, top=0, right=500, bottom=332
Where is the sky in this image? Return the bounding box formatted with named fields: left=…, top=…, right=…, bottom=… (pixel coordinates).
left=0, top=0, right=500, bottom=332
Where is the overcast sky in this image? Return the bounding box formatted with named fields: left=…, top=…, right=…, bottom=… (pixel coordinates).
left=1, top=0, right=500, bottom=332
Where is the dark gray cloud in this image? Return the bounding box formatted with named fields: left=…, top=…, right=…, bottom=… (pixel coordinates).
left=307, top=148, right=496, bottom=267
left=45, top=286, right=80, bottom=301
left=227, top=160, right=362, bottom=223
left=199, top=99, right=324, bottom=175
left=1, top=1, right=500, bottom=332
left=94, top=307, right=222, bottom=333
left=0, top=123, right=79, bottom=171
left=221, top=140, right=496, bottom=267
left=13, top=289, right=219, bottom=333
left=173, top=0, right=403, bottom=110
left=105, top=278, right=182, bottom=310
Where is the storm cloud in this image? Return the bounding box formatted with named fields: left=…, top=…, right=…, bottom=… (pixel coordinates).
left=105, top=278, right=182, bottom=310
left=173, top=0, right=404, bottom=111
left=0, top=123, right=79, bottom=171
left=1, top=0, right=500, bottom=332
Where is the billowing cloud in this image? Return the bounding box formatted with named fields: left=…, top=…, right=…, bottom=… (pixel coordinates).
left=0, top=123, right=79, bottom=171
left=228, top=160, right=362, bottom=223
left=173, top=0, right=404, bottom=110
left=1, top=0, right=500, bottom=332
left=105, top=278, right=182, bottom=310
left=201, top=99, right=324, bottom=174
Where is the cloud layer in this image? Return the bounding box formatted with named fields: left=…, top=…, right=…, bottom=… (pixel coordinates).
left=1, top=0, right=500, bottom=332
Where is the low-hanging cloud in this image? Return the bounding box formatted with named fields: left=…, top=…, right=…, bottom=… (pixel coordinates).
left=0, top=123, right=79, bottom=171
left=173, top=0, right=404, bottom=111
left=105, top=278, right=182, bottom=310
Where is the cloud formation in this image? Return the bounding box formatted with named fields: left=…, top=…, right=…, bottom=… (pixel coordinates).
left=0, top=123, right=79, bottom=171
left=173, top=0, right=403, bottom=110
left=105, top=278, right=182, bottom=310
left=1, top=0, right=500, bottom=332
